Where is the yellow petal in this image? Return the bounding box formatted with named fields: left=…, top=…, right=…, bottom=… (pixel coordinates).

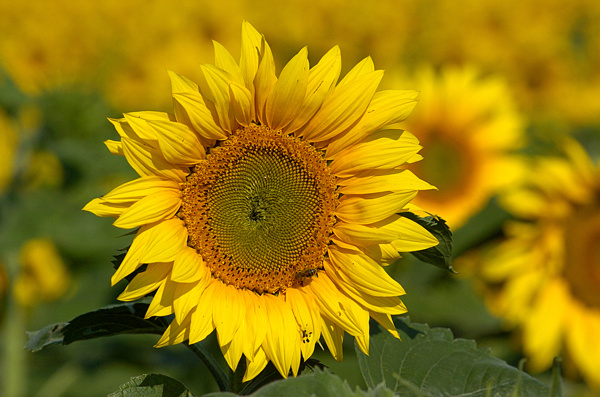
left=238, top=292, right=259, bottom=359
left=324, top=259, right=407, bottom=315
left=383, top=215, right=439, bottom=252
left=566, top=305, right=600, bottom=386
left=328, top=246, right=406, bottom=297
left=333, top=221, right=399, bottom=247
left=260, top=294, right=287, bottom=377
left=325, top=90, right=419, bottom=159
left=101, top=176, right=180, bottom=204
left=290, top=340, right=302, bottom=377
left=338, top=169, right=436, bottom=195
left=111, top=218, right=188, bottom=285
left=243, top=347, right=269, bottom=383
left=221, top=322, right=246, bottom=372
left=253, top=38, right=276, bottom=124
left=123, top=112, right=198, bottom=163
left=338, top=57, right=375, bottom=86
left=127, top=110, right=175, bottom=121
left=118, top=263, right=171, bottom=301
left=189, top=280, right=218, bottom=344
left=145, top=119, right=205, bottom=166
left=355, top=329, right=370, bottom=355
left=213, top=40, right=244, bottom=86
left=407, top=153, right=423, bottom=164
left=286, top=46, right=341, bottom=133
left=121, top=137, right=188, bottom=183
left=301, top=70, right=384, bottom=142
left=198, top=64, right=237, bottom=133
left=261, top=294, right=298, bottom=378
left=362, top=243, right=402, bottom=265
left=113, top=189, right=182, bottom=229
left=171, top=247, right=207, bottom=283
left=82, top=198, right=130, bottom=218
left=265, top=47, right=309, bottom=131
left=320, top=316, right=344, bottom=361
left=229, top=82, right=253, bottom=126
left=329, top=130, right=422, bottom=177
left=111, top=225, right=152, bottom=285
left=336, top=191, right=417, bottom=225
left=155, top=310, right=192, bottom=347
left=239, top=21, right=263, bottom=92
left=247, top=292, right=268, bottom=355
left=522, top=278, right=568, bottom=371
left=113, top=114, right=159, bottom=143
left=287, top=288, right=321, bottom=360
left=139, top=218, right=188, bottom=263
left=173, top=91, right=227, bottom=141
left=564, top=137, right=597, bottom=186
left=145, top=277, right=177, bottom=318
left=104, top=139, right=123, bottom=155
left=306, top=274, right=368, bottom=337
left=330, top=236, right=363, bottom=252
left=213, top=283, right=245, bottom=348
left=173, top=280, right=206, bottom=322
left=168, top=70, right=199, bottom=93
left=369, top=311, right=400, bottom=339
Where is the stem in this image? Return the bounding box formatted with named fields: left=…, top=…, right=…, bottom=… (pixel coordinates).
left=228, top=358, right=247, bottom=394
left=184, top=342, right=228, bottom=392
left=4, top=256, right=26, bottom=397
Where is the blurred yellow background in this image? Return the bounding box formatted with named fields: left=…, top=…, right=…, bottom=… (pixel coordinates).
left=1, top=1, right=599, bottom=396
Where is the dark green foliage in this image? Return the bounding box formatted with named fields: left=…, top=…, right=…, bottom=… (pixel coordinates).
left=401, top=212, right=454, bottom=272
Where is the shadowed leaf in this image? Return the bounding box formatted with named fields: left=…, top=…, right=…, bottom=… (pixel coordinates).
left=25, top=302, right=166, bottom=351
left=401, top=212, right=454, bottom=272
left=205, top=368, right=394, bottom=397
left=25, top=323, right=67, bottom=352
left=109, top=374, right=195, bottom=397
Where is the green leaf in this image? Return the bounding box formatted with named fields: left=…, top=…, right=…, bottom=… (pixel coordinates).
left=25, top=302, right=166, bottom=351
left=25, top=323, right=67, bottom=352
left=356, top=316, right=551, bottom=397
left=62, top=302, right=167, bottom=344
left=108, top=374, right=196, bottom=397
left=238, top=358, right=326, bottom=395
left=401, top=212, right=454, bottom=272
left=27, top=302, right=230, bottom=392
left=205, top=368, right=394, bottom=397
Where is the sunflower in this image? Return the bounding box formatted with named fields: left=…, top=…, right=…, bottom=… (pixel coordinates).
left=468, top=138, right=600, bottom=388
left=84, top=22, right=438, bottom=381
left=0, top=108, right=17, bottom=192
left=13, top=238, right=71, bottom=308
left=387, top=65, right=523, bottom=229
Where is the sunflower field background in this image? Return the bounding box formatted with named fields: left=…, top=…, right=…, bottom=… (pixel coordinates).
left=1, top=1, right=600, bottom=396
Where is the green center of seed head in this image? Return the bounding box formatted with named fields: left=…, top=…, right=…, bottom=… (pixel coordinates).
left=207, top=150, right=319, bottom=272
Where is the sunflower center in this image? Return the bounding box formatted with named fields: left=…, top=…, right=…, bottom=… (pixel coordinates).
left=180, top=124, right=338, bottom=294
left=563, top=195, right=600, bottom=308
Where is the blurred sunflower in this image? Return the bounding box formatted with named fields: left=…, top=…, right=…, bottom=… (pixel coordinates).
left=389, top=65, right=523, bottom=229
left=84, top=22, right=439, bottom=381
left=13, top=238, right=71, bottom=309
left=410, top=0, right=600, bottom=127
left=470, top=138, right=600, bottom=387
left=0, top=108, right=17, bottom=192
